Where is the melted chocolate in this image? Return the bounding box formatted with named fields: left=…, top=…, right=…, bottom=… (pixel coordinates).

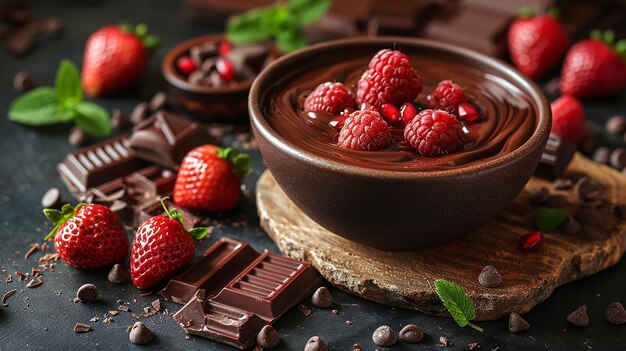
left=265, top=55, right=537, bottom=172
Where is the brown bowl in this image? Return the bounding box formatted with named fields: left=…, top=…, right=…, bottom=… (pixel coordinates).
left=162, top=35, right=277, bottom=122
left=249, top=37, right=551, bottom=250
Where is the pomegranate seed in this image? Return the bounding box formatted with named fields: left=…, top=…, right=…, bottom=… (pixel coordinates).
left=329, top=115, right=348, bottom=130
left=340, top=108, right=355, bottom=116
left=379, top=103, right=401, bottom=125
left=176, top=56, right=196, bottom=77
left=400, top=102, right=418, bottom=126
left=218, top=41, right=233, bottom=56
left=458, top=102, right=480, bottom=123
left=360, top=102, right=376, bottom=111
left=518, top=231, right=544, bottom=253
left=216, top=58, right=236, bottom=83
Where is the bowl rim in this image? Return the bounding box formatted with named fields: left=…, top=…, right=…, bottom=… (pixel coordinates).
left=249, top=36, right=551, bottom=180
left=162, top=34, right=258, bottom=94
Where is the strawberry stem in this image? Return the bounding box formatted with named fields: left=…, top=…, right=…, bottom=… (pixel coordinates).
left=519, top=6, right=534, bottom=18
left=43, top=203, right=79, bottom=240
left=160, top=196, right=208, bottom=240
left=216, top=147, right=253, bottom=180
left=545, top=6, right=560, bottom=18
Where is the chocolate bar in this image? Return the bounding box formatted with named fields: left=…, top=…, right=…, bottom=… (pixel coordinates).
left=534, top=134, right=576, bottom=180
left=129, top=111, right=213, bottom=170
left=169, top=238, right=321, bottom=349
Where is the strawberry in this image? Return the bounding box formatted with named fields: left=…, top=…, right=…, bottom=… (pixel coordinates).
left=44, top=204, right=128, bottom=269
left=130, top=199, right=208, bottom=290
left=560, top=30, right=626, bottom=98
left=173, top=146, right=252, bottom=212
left=82, top=23, right=159, bottom=97
left=507, top=8, right=568, bottom=79
left=550, top=95, right=586, bottom=146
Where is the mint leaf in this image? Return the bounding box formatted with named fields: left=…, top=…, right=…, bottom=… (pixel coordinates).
left=434, top=279, right=483, bottom=332
left=73, top=102, right=111, bottom=136
left=226, top=5, right=279, bottom=44
left=535, top=207, right=568, bottom=231
left=8, top=87, right=68, bottom=125
left=288, top=0, right=332, bottom=25
left=275, top=26, right=308, bottom=53
left=55, top=59, right=83, bottom=107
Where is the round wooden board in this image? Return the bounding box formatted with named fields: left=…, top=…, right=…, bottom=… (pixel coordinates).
left=256, top=153, right=626, bottom=320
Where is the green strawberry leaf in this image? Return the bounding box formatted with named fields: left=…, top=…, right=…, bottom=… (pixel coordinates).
left=73, top=101, right=111, bottom=136
left=43, top=203, right=76, bottom=240
left=287, top=0, right=332, bottom=26
left=434, top=279, right=483, bottom=332
left=167, top=208, right=185, bottom=226
left=8, top=87, right=68, bottom=125
left=217, top=147, right=253, bottom=180
left=55, top=59, right=83, bottom=107
left=189, top=227, right=209, bottom=240
left=535, top=207, right=568, bottom=231
left=275, top=26, right=308, bottom=53
left=43, top=209, right=64, bottom=224
left=226, top=5, right=279, bottom=44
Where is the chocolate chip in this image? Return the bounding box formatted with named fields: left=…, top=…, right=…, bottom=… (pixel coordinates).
left=592, top=147, right=610, bottom=164
left=200, top=58, right=217, bottom=74
left=76, top=284, right=98, bottom=302
left=6, top=30, right=33, bottom=55
left=468, top=342, right=480, bottom=350
left=68, top=126, right=90, bottom=146
left=399, top=324, right=423, bottom=343
left=188, top=70, right=205, bottom=85
left=567, top=305, right=589, bottom=326
left=574, top=207, right=602, bottom=225
left=74, top=323, right=91, bottom=333
left=508, top=312, right=530, bottom=332
left=553, top=178, right=572, bottom=190
left=578, top=224, right=605, bottom=240
left=108, top=264, right=129, bottom=284
left=13, top=70, right=35, bottom=92
left=304, top=336, right=328, bottom=351
left=129, top=322, right=154, bottom=344
left=256, top=325, right=280, bottom=349
left=41, top=187, right=62, bottom=208
left=575, top=177, right=605, bottom=205
left=130, top=102, right=150, bottom=125
left=205, top=71, right=224, bottom=87
left=610, top=148, right=626, bottom=169
left=560, top=215, right=581, bottom=235
left=149, top=91, right=169, bottom=112
left=311, top=287, right=333, bottom=308
left=111, top=109, right=131, bottom=129
left=42, top=17, right=63, bottom=37
left=545, top=195, right=567, bottom=208
left=478, top=265, right=501, bottom=288
left=439, top=336, right=451, bottom=346
left=372, top=325, right=397, bottom=347
left=606, top=115, right=626, bottom=135
left=190, top=42, right=218, bottom=65
left=604, top=302, right=626, bottom=325
left=530, top=187, right=550, bottom=205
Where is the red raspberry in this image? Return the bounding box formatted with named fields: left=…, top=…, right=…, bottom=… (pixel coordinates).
left=338, top=109, right=391, bottom=151
left=404, top=109, right=465, bottom=157
left=426, top=80, right=466, bottom=113
left=304, top=82, right=356, bottom=115
left=356, top=49, right=422, bottom=108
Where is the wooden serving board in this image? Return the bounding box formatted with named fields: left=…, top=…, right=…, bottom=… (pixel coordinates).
left=256, top=153, right=626, bottom=321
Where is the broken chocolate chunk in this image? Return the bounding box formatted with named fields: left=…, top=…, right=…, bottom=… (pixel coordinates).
left=74, top=323, right=91, bottom=333
left=535, top=134, right=576, bottom=180
left=567, top=305, right=589, bottom=327
left=604, top=302, right=626, bottom=325
left=508, top=312, right=530, bottom=332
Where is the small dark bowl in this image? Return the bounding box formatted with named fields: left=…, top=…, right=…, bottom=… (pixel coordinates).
left=249, top=37, right=551, bottom=251
left=162, top=35, right=277, bottom=122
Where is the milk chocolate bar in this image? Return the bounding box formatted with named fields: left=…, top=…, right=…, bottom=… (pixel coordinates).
left=170, top=238, right=322, bottom=349
left=535, top=134, right=576, bottom=180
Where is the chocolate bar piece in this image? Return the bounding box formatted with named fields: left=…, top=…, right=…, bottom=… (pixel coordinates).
left=534, top=134, right=576, bottom=180
left=170, top=238, right=321, bottom=349
left=129, top=111, right=213, bottom=170
left=57, top=136, right=150, bottom=194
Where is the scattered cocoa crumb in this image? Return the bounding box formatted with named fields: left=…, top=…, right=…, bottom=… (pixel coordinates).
left=346, top=320, right=352, bottom=325
left=331, top=309, right=339, bottom=315
left=90, top=317, right=99, bottom=322
left=126, top=325, right=133, bottom=333
left=117, top=305, right=130, bottom=312
left=297, top=304, right=312, bottom=316
left=109, top=310, right=119, bottom=316
left=151, top=299, right=161, bottom=311
left=38, top=253, right=59, bottom=264
left=15, top=271, right=28, bottom=280
left=40, top=242, right=49, bottom=251
left=26, top=278, right=42, bottom=288
left=143, top=307, right=151, bottom=314
left=5, top=275, right=12, bottom=283
left=139, top=291, right=153, bottom=297
left=184, top=336, right=190, bottom=340
left=468, top=342, right=480, bottom=350
left=1, top=289, right=17, bottom=307
left=31, top=268, right=41, bottom=277
left=439, top=336, right=451, bottom=346
left=24, top=244, right=38, bottom=259
left=74, top=323, right=91, bottom=333
left=103, top=316, right=113, bottom=323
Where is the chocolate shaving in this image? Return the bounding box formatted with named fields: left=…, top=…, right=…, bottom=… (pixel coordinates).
left=138, top=291, right=153, bottom=297
left=151, top=299, right=161, bottom=311
left=26, top=278, right=42, bottom=288
left=31, top=268, right=41, bottom=277
left=38, top=253, right=59, bottom=264
left=297, top=304, right=312, bottom=316
left=15, top=271, right=28, bottom=280
left=1, top=289, right=17, bottom=307
left=5, top=275, right=12, bottom=283
left=24, top=243, right=38, bottom=259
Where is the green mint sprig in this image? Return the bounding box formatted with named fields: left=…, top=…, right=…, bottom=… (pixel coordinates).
left=8, top=59, right=111, bottom=137
left=226, top=0, right=332, bottom=53
left=535, top=207, right=568, bottom=231
left=434, top=279, right=484, bottom=332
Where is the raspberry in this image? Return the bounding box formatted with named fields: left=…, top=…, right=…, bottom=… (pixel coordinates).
left=426, top=80, right=466, bottom=113
left=304, top=82, right=356, bottom=115
left=356, top=49, right=422, bottom=108
left=404, top=109, right=465, bottom=157
left=338, top=109, right=391, bottom=151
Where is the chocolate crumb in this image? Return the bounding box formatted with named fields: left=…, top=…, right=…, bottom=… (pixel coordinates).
left=331, top=309, right=339, bottom=315
left=478, top=265, right=501, bottom=288
left=553, top=178, right=572, bottom=190
left=74, top=323, right=91, bottom=333
left=346, top=320, right=352, bottom=325
left=41, top=187, right=62, bottom=209
left=26, top=278, right=42, bottom=288
left=297, top=304, right=312, bottom=316
left=5, top=275, right=12, bottom=283
left=117, top=305, right=130, bottom=312
left=111, top=109, right=131, bottom=130
left=610, top=148, right=626, bottom=169
left=399, top=324, right=423, bottom=343
left=468, top=342, right=480, bottom=350
left=604, top=302, right=626, bottom=325
left=567, top=305, right=589, bottom=327
left=68, top=127, right=90, bottom=146
left=372, top=325, right=397, bottom=346
left=530, top=187, right=550, bottom=205
left=508, top=312, right=530, bottom=332
left=90, top=317, right=99, bottom=322
left=1, top=289, right=17, bottom=307
left=311, top=287, right=333, bottom=308
left=107, top=264, right=129, bottom=284
left=129, top=322, right=154, bottom=344
left=151, top=299, right=161, bottom=311
left=592, top=147, right=610, bottom=164
left=256, top=325, right=280, bottom=349
left=149, top=91, right=169, bottom=111
left=109, top=310, right=119, bottom=316
left=24, top=244, right=38, bottom=259
left=76, top=284, right=98, bottom=302
left=439, top=336, right=451, bottom=346
left=130, top=102, right=150, bottom=125
left=304, top=336, right=328, bottom=351
left=606, top=115, right=626, bottom=135
left=13, top=70, right=35, bottom=92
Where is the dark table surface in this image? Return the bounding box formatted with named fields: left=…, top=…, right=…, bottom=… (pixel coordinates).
left=1, top=1, right=625, bottom=350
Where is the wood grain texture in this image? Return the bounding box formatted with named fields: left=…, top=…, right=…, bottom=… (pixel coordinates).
left=257, top=153, right=626, bottom=321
